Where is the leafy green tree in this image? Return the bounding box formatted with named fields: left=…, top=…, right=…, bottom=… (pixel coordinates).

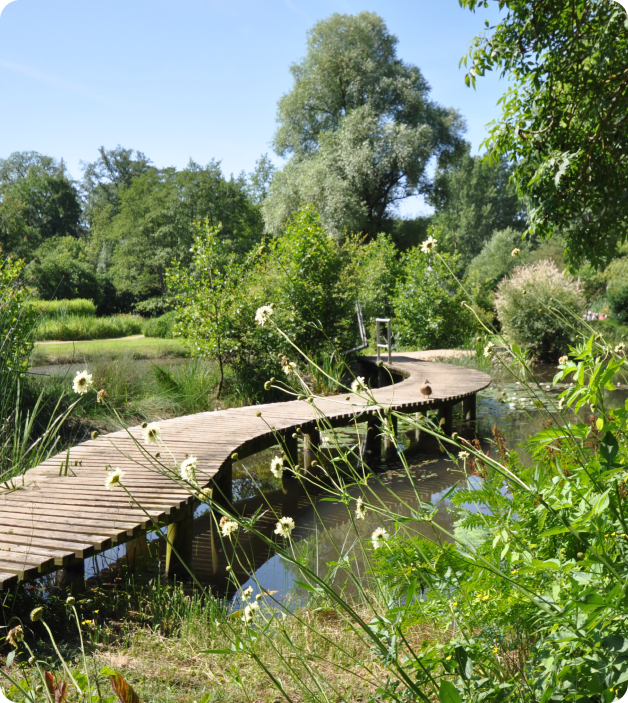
left=460, top=0, right=628, bottom=267
left=264, top=12, right=465, bottom=238
left=246, top=154, right=276, bottom=205
left=167, top=223, right=241, bottom=396
left=81, top=146, right=152, bottom=225
left=428, top=148, right=524, bottom=265
left=393, top=245, right=473, bottom=349
left=0, top=152, right=82, bottom=259
left=95, top=161, right=263, bottom=301
left=27, top=237, right=102, bottom=303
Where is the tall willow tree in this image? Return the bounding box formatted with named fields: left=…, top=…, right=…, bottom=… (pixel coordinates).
left=263, top=12, right=465, bottom=239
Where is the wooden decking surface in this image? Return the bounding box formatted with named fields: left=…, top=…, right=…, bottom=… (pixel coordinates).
left=0, top=354, right=490, bottom=590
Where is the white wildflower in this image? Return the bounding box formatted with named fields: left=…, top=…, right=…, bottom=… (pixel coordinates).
left=483, top=342, right=495, bottom=358
left=511, top=248, right=520, bottom=257
left=351, top=376, right=367, bottom=394
left=281, top=356, right=297, bottom=376
left=558, top=355, right=569, bottom=365
left=180, top=456, right=198, bottom=483
left=105, top=468, right=125, bottom=490
left=371, top=527, right=390, bottom=550
left=72, top=370, right=93, bottom=395
left=242, top=601, right=260, bottom=623
left=558, top=397, right=565, bottom=411
left=242, top=586, right=253, bottom=599
left=614, top=343, right=625, bottom=353
left=274, top=516, right=295, bottom=538
left=355, top=496, right=366, bottom=520
left=255, top=305, right=273, bottom=327
left=142, top=422, right=161, bottom=445
left=421, top=236, right=437, bottom=254
left=219, top=516, right=239, bottom=538
left=458, top=451, right=470, bottom=460
left=270, top=455, right=284, bottom=478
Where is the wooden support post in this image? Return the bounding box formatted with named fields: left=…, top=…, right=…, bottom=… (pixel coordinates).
left=55, top=562, right=85, bottom=593
left=414, top=411, right=424, bottom=444
left=364, top=414, right=382, bottom=459
left=462, top=394, right=477, bottom=424
left=282, top=432, right=299, bottom=468
left=126, top=532, right=149, bottom=569
left=384, top=412, right=398, bottom=457
left=166, top=503, right=194, bottom=580
left=438, top=404, right=453, bottom=436
left=303, top=429, right=320, bottom=472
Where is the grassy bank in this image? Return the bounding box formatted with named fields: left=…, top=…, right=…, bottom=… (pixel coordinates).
left=34, top=314, right=144, bottom=342
left=31, top=336, right=187, bottom=366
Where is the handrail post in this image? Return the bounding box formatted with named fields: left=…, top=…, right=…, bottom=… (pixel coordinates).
left=376, top=318, right=392, bottom=365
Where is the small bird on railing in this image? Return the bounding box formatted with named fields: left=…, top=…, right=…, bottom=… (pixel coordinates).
left=420, top=380, right=432, bottom=397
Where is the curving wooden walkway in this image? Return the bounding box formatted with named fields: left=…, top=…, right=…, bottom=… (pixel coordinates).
left=0, top=354, right=490, bottom=591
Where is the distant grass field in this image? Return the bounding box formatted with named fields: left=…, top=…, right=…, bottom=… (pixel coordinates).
left=31, top=335, right=187, bottom=366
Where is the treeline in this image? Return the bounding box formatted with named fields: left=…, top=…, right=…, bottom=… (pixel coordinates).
left=0, top=141, right=526, bottom=314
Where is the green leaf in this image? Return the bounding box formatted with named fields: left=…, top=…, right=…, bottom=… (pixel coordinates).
left=439, top=680, right=463, bottom=703
left=600, top=432, right=619, bottom=468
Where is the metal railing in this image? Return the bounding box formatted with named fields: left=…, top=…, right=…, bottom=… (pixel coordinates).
left=376, top=318, right=391, bottom=364
left=343, top=301, right=368, bottom=354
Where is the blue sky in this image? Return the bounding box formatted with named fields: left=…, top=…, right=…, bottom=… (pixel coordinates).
left=0, top=0, right=505, bottom=216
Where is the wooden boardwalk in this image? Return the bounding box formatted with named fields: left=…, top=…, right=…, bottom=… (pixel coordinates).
left=0, top=354, right=490, bottom=590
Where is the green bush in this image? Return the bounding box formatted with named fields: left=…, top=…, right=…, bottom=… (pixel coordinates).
left=27, top=236, right=102, bottom=303
left=465, top=227, right=532, bottom=311
left=31, top=298, right=96, bottom=319
left=494, top=259, right=584, bottom=361
left=168, top=207, right=360, bottom=397
left=393, top=245, right=473, bottom=350
left=34, top=314, right=143, bottom=341
left=608, top=285, right=628, bottom=323
left=143, top=311, right=176, bottom=338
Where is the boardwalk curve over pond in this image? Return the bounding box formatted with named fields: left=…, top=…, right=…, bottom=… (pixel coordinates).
left=0, top=354, right=490, bottom=591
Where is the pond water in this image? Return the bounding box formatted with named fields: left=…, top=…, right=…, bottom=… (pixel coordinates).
left=80, top=358, right=628, bottom=605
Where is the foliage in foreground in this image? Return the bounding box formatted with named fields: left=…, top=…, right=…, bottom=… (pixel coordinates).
left=71, top=324, right=627, bottom=703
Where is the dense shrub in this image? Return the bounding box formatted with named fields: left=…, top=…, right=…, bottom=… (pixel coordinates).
left=27, top=236, right=102, bottom=303
left=465, top=228, right=532, bottom=312
left=1, top=257, right=36, bottom=477
left=34, top=314, right=143, bottom=341
left=393, top=246, right=474, bottom=349
left=605, top=255, right=628, bottom=296
left=352, top=233, right=400, bottom=323
left=143, top=311, right=176, bottom=338
left=168, top=207, right=360, bottom=396
left=494, top=259, right=584, bottom=361
left=608, top=285, right=628, bottom=323
left=31, top=298, right=96, bottom=319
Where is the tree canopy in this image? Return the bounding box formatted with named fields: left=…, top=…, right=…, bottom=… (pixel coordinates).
left=428, top=147, right=525, bottom=265
left=0, top=152, right=82, bottom=259
left=460, top=0, right=628, bottom=267
left=264, top=12, right=465, bottom=238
